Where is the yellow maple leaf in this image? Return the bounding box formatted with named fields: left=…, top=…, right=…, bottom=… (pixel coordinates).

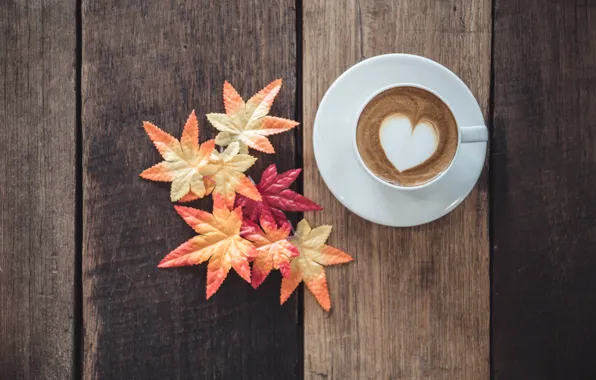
left=140, top=110, right=216, bottom=202
left=281, top=219, right=353, bottom=311
left=206, top=79, right=299, bottom=154
left=202, top=141, right=262, bottom=209
left=158, top=195, right=258, bottom=299
left=177, top=177, right=216, bottom=202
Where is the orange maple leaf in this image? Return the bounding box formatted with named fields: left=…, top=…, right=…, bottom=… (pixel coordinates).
left=281, top=219, right=353, bottom=311
left=206, top=79, right=299, bottom=154
left=202, top=141, right=262, bottom=209
left=158, top=195, right=258, bottom=299
left=242, top=210, right=300, bottom=289
left=140, top=110, right=216, bottom=202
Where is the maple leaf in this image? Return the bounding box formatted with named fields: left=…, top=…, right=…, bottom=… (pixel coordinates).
left=242, top=209, right=300, bottom=289
left=235, top=164, right=322, bottom=226
left=281, top=219, right=353, bottom=311
left=178, top=176, right=216, bottom=203
left=206, top=79, right=299, bottom=154
left=158, top=194, right=258, bottom=299
left=202, top=141, right=262, bottom=209
left=140, top=110, right=216, bottom=202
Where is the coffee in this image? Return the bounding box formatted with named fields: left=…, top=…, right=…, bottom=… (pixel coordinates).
left=356, top=86, right=458, bottom=187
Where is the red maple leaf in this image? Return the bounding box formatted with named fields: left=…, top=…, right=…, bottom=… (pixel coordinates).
left=235, top=164, right=323, bottom=226
left=242, top=209, right=299, bottom=289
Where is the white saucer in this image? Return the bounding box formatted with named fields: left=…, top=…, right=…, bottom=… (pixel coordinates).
left=312, top=54, right=487, bottom=227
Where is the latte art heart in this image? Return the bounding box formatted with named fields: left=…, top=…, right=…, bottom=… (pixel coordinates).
left=355, top=86, right=459, bottom=187
left=379, top=115, right=438, bottom=172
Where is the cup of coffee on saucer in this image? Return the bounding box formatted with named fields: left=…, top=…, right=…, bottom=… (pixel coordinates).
left=313, top=54, right=488, bottom=227
left=354, top=84, right=488, bottom=191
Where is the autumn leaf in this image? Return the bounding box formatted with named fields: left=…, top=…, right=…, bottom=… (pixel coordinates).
left=281, top=219, right=353, bottom=311
left=201, top=141, right=261, bottom=209
left=140, top=110, right=216, bottom=202
left=242, top=209, right=299, bottom=289
left=158, top=194, right=258, bottom=299
left=206, top=79, right=299, bottom=154
left=235, top=164, right=322, bottom=226
left=178, top=176, right=216, bottom=202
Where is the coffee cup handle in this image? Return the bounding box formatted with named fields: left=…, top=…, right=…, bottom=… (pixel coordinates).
left=460, top=125, right=489, bottom=143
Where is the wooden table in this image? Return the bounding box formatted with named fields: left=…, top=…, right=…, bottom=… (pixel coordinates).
left=1, top=1, right=595, bottom=379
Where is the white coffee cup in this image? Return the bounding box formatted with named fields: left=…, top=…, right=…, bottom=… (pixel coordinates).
left=352, top=83, right=488, bottom=191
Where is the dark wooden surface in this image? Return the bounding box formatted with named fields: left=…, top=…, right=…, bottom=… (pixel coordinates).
left=492, top=1, right=596, bottom=379
left=81, top=1, right=299, bottom=379
left=2, top=0, right=596, bottom=379
left=302, top=0, right=490, bottom=378
left=0, top=1, right=77, bottom=379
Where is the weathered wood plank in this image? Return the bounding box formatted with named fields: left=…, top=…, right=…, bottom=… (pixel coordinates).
left=82, top=1, right=299, bottom=379
left=0, top=1, right=77, bottom=379
left=492, top=1, right=596, bottom=379
left=302, top=0, right=491, bottom=378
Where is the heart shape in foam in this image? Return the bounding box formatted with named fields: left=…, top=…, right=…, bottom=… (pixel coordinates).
left=379, top=114, right=438, bottom=172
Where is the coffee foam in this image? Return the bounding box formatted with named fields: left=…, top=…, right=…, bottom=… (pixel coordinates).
left=356, top=86, right=458, bottom=187
left=379, top=115, right=438, bottom=172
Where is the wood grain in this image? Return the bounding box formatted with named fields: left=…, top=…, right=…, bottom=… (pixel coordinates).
left=0, top=1, right=76, bottom=379
left=492, top=1, right=596, bottom=379
left=302, top=1, right=491, bottom=378
left=82, top=1, right=299, bottom=379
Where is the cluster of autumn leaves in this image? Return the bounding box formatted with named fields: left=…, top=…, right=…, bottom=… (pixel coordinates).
left=140, top=79, right=353, bottom=311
